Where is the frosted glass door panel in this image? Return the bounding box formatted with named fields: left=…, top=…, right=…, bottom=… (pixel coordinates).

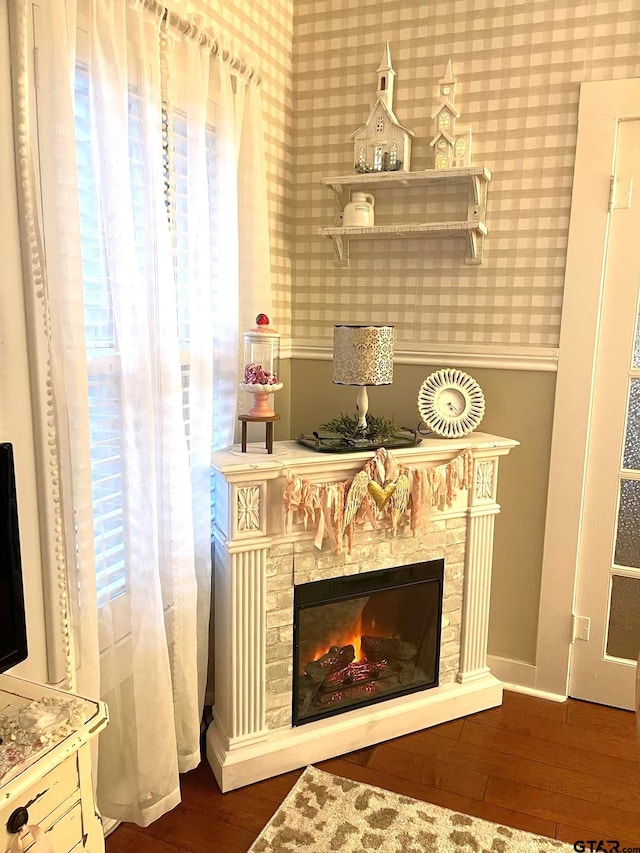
left=614, top=479, right=640, bottom=569
left=606, top=575, right=640, bottom=661
left=622, top=379, right=640, bottom=469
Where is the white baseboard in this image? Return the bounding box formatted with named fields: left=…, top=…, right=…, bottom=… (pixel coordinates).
left=487, top=654, right=567, bottom=703
left=102, top=817, right=121, bottom=837
left=488, top=654, right=536, bottom=687
left=503, top=683, right=568, bottom=703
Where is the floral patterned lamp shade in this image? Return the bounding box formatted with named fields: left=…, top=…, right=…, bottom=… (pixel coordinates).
left=333, top=325, right=395, bottom=431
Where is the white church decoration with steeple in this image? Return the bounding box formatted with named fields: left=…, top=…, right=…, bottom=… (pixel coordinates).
left=350, top=42, right=414, bottom=173
left=430, top=60, right=473, bottom=170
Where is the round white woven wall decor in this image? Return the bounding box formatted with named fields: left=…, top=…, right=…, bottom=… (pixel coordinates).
left=417, top=368, right=485, bottom=438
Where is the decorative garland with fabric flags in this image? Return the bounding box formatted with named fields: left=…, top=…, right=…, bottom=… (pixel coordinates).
left=282, top=447, right=473, bottom=554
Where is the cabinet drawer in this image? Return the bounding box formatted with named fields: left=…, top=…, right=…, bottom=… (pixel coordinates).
left=30, top=803, right=82, bottom=853
left=1, top=757, right=79, bottom=853
left=2, top=801, right=82, bottom=853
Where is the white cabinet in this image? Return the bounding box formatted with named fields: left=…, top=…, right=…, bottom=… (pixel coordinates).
left=0, top=676, right=108, bottom=853
left=318, top=166, right=491, bottom=267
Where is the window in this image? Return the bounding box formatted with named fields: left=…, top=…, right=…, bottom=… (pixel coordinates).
left=74, top=65, right=126, bottom=607
left=72, top=65, right=218, bottom=615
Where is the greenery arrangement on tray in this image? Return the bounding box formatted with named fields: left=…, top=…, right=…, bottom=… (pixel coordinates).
left=321, top=413, right=399, bottom=443
left=296, top=413, right=421, bottom=453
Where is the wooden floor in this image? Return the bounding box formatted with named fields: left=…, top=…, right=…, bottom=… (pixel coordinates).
left=106, top=692, right=640, bottom=853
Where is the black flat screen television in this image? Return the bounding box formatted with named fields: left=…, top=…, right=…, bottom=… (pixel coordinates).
left=0, top=442, right=28, bottom=672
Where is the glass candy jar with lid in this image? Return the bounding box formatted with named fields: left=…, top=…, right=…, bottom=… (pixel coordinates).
left=240, top=314, right=283, bottom=417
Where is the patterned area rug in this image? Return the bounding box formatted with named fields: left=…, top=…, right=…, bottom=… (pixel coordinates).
left=249, top=766, right=574, bottom=852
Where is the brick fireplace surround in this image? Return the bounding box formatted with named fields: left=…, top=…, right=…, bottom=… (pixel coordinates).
left=206, top=433, right=517, bottom=792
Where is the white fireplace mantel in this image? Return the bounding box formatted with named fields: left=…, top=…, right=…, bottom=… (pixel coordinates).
left=206, top=433, right=518, bottom=792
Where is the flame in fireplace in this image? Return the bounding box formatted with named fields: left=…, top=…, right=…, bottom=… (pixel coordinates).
left=307, top=614, right=363, bottom=664
left=307, top=614, right=397, bottom=668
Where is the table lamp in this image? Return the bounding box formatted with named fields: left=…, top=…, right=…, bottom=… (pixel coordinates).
left=333, top=324, right=395, bottom=432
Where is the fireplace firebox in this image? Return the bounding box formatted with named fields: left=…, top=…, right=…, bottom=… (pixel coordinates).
left=293, top=560, right=444, bottom=725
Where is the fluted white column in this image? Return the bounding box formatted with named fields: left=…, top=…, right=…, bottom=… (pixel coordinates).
left=458, top=507, right=499, bottom=682
left=230, top=547, right=267, bottom=739
left=214, top=541, right=268, bottom=745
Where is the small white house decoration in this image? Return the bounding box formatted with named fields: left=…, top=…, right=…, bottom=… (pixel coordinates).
left=430, top=60, right=473, bottom=170
left=350, top=42, right=414, bottom=173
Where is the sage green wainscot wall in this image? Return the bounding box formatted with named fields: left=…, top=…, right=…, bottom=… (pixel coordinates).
left=289, top=359, right=556, bottom=667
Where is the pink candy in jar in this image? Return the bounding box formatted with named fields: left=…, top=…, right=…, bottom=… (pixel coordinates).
left=244, top=363, right=279, bottom=385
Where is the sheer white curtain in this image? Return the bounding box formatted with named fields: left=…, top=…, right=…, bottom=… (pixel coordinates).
left=236, top=79, right=274, bottom=421
left=86, top=3, right=204, bottom=823
left=12, top=0, right=272, bottom=828
left=238, top=80, right=273, bottom=342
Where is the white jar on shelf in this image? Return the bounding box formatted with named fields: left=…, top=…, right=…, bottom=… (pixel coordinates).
left=342, top=192, right=375, bottom=227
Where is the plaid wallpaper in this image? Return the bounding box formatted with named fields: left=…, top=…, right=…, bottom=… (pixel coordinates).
left=291, top=0, right=640, bottom=349
left=184, top=0, right=295, bottom=340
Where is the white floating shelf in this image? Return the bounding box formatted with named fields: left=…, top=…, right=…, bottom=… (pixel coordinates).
left=321, top=167, right=492, bottom=209
left=317, top=221, right=488, bottom=266
left=318, top=166, right=492, bottom=266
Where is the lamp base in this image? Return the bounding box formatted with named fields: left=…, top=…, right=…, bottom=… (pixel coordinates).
left=355, top=386, right=369, bottom=432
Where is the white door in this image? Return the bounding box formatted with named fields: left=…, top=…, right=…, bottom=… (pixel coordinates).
left=569, top=118, right=640, bottom=710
